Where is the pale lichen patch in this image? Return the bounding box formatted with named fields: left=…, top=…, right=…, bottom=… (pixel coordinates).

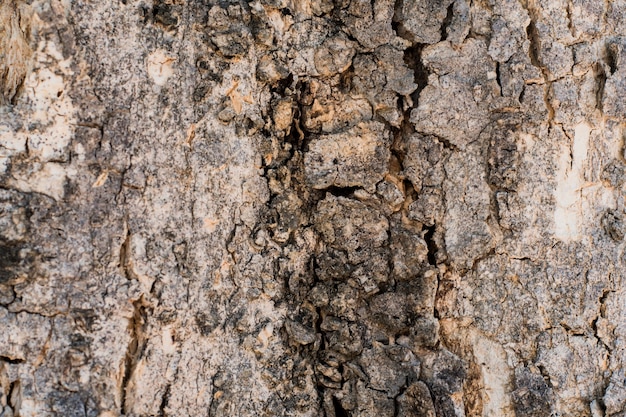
left=8, top=162, right=67, bottom=200
left=554, top=122, right=591, bottom=242
left=146, top=50, right=176, bottom=86
left=2, top=11, right=77, bottom=200
left=441, top=320, right=515, bottom=417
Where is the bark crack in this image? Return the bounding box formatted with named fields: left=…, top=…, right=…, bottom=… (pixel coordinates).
left=120, top=297, right=147, bottom=415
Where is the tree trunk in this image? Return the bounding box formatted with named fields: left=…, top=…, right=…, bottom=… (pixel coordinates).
left=1, top=0, right=625, bottom=416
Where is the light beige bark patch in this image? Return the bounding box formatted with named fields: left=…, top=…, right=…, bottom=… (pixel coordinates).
left=554, top=122, right=591, bottom=242
left=146, top=50, right=176, bottom=86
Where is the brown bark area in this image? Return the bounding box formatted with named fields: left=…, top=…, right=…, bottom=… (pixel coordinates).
left=1, top=0, right=626, bottom=416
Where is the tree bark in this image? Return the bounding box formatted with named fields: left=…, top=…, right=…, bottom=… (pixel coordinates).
left=1, top=0, right=625, bottom=416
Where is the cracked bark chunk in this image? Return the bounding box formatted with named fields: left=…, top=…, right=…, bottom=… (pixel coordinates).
left=341, top=0, right=395, bottom=49
left=487, top=0, right=530, bottom=62
left=603, top=68, right=626, bottom=118
left=389, top=220, right=428, bottom=280
left=410, top=40, right=498, bottom=149
left=403, top=133, right=448, bottom=192
left=374, top=45, right=418, bottom=96
left=314, top=195, right=388, bottom=260
left=304, top=121, right=390, bottom=191
left=313, top=35, right=356, bottom=77
left=511, top=366, right=552, bottom=417
left=397, top=381, right=436, bottom=416
left=284, top=319, right=316, bottom=345
left=358, top=345, right=419, bottom=397
left=420, top=349, right=467, bottom=415
left=443, top=144, right=497, bottom=270
left=393, top=0, right=454, bottom=44
left=368, top=292, right=413, bottom=335
left=408, top=188, right=443, bottom=227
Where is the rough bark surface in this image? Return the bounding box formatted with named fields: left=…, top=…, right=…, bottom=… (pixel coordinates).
left=1, top=0, right=626, bottom=416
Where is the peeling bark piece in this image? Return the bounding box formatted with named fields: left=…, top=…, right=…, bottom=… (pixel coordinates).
left=301, top=96, right=373, bottom=134
left=304, top=121, right=390, bottom=191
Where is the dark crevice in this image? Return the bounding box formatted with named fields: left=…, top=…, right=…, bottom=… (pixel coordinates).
left=593, top=289, right=614, bottom=352
left=332, top=395, right=349, bottom=417
left=565, top=0, right=575, bottom=38
left=474, top=247, right=496, bottom=269
left=559, top=322, right=584, bottom=336
left=0, top=356, right=24, bottom=364
left=10, top=77, right=27, bottom=106
left=315, top=309, right=325, bottom=352
left=429, top=133, right=458, bottom=152
left=536, top=365, right=553, bottom=389
left=158, top=384, right=172, bottom=417
left=598, top=289, right=612, bottom=317
left=595, top=63, right=607, bottom=111
left=606, top=44, right=618, bottom=75
left=120, top=299, right=147, bottom=415
left=526, top=20, right=555, bottom=121
left=591, top=316, right=604, bottom=343
left=526, top=21, right=543, bottom=71
left=119, top=226, right=133, bottom=280
left=391, top=2, right=405, bottom=46
left=440, top=2, right=455, bottom=41
left=8, top=380, right=20, bottom=412
left=339, top=64, right=354, bottom=94
left=596, top=398, right=608, bottom=416
left=284, top=80, right=307, bottom=153
left=423, top=225, right=437, bottom=266
left=270, top=73, right=294, bottom=97
left=495, top=62, right=503, bottom=96
left=402, top=44, right=429, bottom=109
left=324, top=186, right=360, bottom=198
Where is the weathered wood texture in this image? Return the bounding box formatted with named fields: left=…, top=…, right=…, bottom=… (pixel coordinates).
left=1, top=0, right=626, bottom=416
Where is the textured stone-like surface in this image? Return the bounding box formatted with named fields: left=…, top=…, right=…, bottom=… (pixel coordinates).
left=1, top=0, right=625, bottom=416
